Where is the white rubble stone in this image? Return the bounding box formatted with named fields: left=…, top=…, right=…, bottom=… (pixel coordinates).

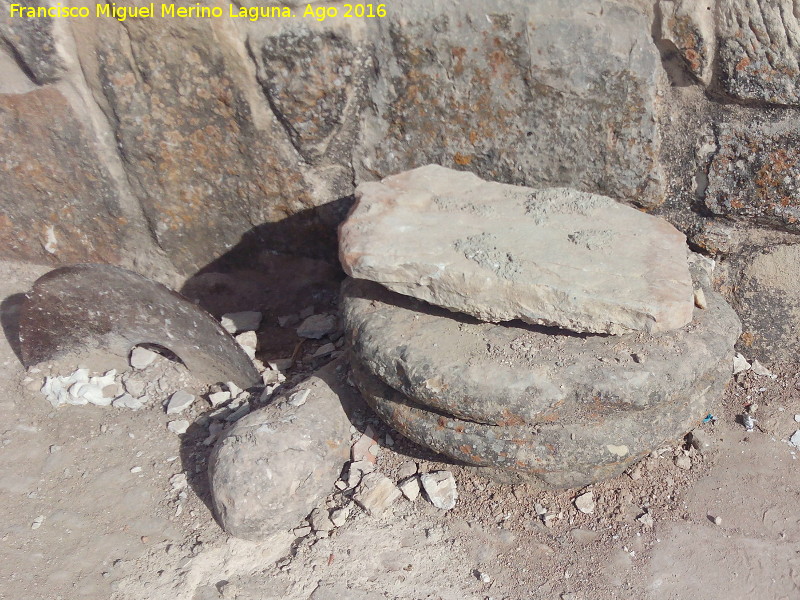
left=330, top=505, right=350, bottom=527
left=340, top=165, right=694, bottom=335
left=354, top=472, right=402, bottom=515
left=226, top=381, right=242, bottom=397
left=166, top=390, right=195, bottom=414
left=674, top=454, right=692, bottom=470
left=287, top=389, right=310, bottom=407
left=112, top=394, right=145, bottom=410
left=297, top=314, right=337, bottom=339
left=168, top=420, right=190, bottom=435
left=399, top=476, right=421, bottom=502
left=235, top=331, right=257, bottom=359
left=420, top=471, right=458, bottom=510
left=574, top=491, right=595, bottom=514
left=751, top=360, right=776, bottom=378
left=309, top=507, right=334, bottom=532
left=397, top=461, right=418, bottom=479
left=790, top=431, right=800, bottom=448
left=170, top=473, right=188, bottom=491
left=130, top=346, right=158, bottom=369
left=733, top=353, right=751, bottom=375
left=208, top=391, right=231, bottom=407
left=220, top=311, right=262, bottom=334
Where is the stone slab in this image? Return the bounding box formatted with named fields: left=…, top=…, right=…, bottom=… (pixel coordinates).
left=342, top=270, right=740, bottom=427
left=351, top=356, right=732, bottom=489
left=340, top=165, right=694, bottom=335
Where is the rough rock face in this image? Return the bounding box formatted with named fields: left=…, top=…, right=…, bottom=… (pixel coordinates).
left=0, top=0, right=65, bottom=83
left=341, top=275, right=741, bottom=427
left=734, top=244, right=800, bottom=362
left=658, top=0, right=715, bottom=84
left=705, top=120, right=800, bottom=231
left=209, top=361, right=354, bottom=541
left=0, top=88, right=127, bottom=264
left=340, top=165, right=694, bottom=334
left=358, top=0, right=663, bottom=207
left=717, top=0, right=800, bottom=106
left=79, top=19, right=317, bottom=273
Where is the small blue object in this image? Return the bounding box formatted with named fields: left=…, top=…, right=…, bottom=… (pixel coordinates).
left=703, top=414, right=715, bottom=424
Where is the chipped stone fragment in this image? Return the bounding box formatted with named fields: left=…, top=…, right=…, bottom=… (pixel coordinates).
left=420, top=471, right=457, bottom=510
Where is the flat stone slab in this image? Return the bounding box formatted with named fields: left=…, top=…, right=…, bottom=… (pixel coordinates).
left=351, top=355, right=732, bottom=489
left=341, top=271, right=741, bottom=427
left=339, top=165, right=694, bottom=335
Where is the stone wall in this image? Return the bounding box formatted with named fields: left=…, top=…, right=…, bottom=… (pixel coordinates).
left=1, top=0, right=798, bottom=360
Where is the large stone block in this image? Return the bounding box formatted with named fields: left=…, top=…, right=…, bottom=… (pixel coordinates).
left=80, top=18, right=318, bottom=273
left=358, top=0, right=663, bottom=207
left=717, top=0, right=800, bottom=106
left=0, top=87, right=127, bottom=264
left=340, top=165, right=694, bottom=334
left=705, top=120, right=800, bottom=231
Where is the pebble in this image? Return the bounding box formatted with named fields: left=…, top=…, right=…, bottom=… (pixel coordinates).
left=789, top=431, right=800, bottom=448
left=269, top=358, right=294, bottom=371
left=351, top=425, right=379, bottom=464
left=420, top=471, right=458, bottom=510
left=751, top=360, right=776, bottom=378
left=293, top=525, right=312, bottom=537
left=312, top=343, right=336, bottom=358
left=170, top=473, right=188, bottom=491
left=167, top=420, right=190, bottom=435
left=399, top=476, right=421, bottom=502
left=309, top=507, right=335, bottom=532
left=574, top=492, right=595, bottom=514
left=208, top=391, right=231, bottom=407
left=220, top=311, right=262, bottom=334
left=693, top=288, right=707, bottom=309
left=637, top=511, right=654, bottom=528
left=795, top=415, right=800, bottom=423
left=130, top=466, right=143, bottom=473
left=296, top=314, right=337, bottom=339
left=330, top=505, right=350, bottom=527
left=226, top=381, right=242, bottom=397
left=397, top=461, right=418, bottom=479
left=476, top=571, right=491, bottom=583
left=166, top=390, right=195, bottom=414
left=130, top=346, right=158, bottom=369
left=31, top=515, right=44, bottom=530
left=713, top=515, right=722, bottom=525
left=732, top=353, right=751, bottom=375
left=353, top=472, right=402, bottom=515
left=334, top=480, right=348, bottom=491
left=674, top=454, right=692, bottom=470
left=235, top=332, right=257, bottom=359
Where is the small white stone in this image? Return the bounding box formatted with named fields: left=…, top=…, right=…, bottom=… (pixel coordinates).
left=225, top=381, right=242, bottom=397
left=713, top=515, right=722, bottom=525
left=166, top=390, right=195, bottom=414
left=693, top=288, right=707, bottom=309
left=751, top=360, right=776, bottom=378
left=399, top=476, right=421, bottom=501
left=269, top=358, right=294, bottom=371
left=220, top=311, right=262, bottom=334
left=790, top=430, right=800, bottom=448
left=794, top=415, right=800, bottom=423
left=170, top=473, right=188, bottom=491
left=330, top=505, right=350, bottom=527
left=674, top=454, right=692, bottom=470
left=293, top=525, right=312, bottom=537
left=309, top=507, right=334, bottom=532
left=353, top=472, right=402, bottom=515
left=31, top=515, right=44, bottom=530
left=297, top=314, right=337, bottom=339
left=167, top=420, right=190, bottom=435
left=112, top=394, right=145, bottom=410
left=732, top=353, right=751, bottom=375
left=235, top=332, right=257, bottom=359
left=574, top=491, right=595, bottom=514
left=477, top=571, right=491, bottom=583
left=130, top=466, right=143, bottom=473
left=637, top=511, right=654, bottom=528
left=208, top=391, right=231, bottom=407
left=420, top=471, right=458, bottom=510
left=130, top=346, right=158, bottom=369
left=397, top=461, right=418, bottom=479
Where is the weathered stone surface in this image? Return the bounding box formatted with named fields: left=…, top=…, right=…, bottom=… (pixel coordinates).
left=351, top=355, right=733, bottom=489
left=358, top=0, right=663, bottom=207
left=0, top=88, right=128, bottom=264
left=658, top=0, right=715, bottom=84
left=734, top=244, right=800, bottom=362
left=253, top=27, right=362, bottom=162
left=717, top=0, right=800, bottom=105
left=419, top=471, right=458, bottom=511
left=341, top=165, right=693, bottom=334
left=342, top=270, right=740, bottom=427
left=209, top=360, right=355, bottom=540
left=353, top=471, right=401, bottom=515
left=19, top=264, right=260, bottom=389
left=78, top=18, right=318, bottom=273
left=0, top=0, right=65, bottom=83
left=705, top=120, right=800, bottom=230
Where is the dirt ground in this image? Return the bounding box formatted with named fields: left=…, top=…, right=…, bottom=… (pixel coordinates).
left=1, top=257, right=799, bottom=600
